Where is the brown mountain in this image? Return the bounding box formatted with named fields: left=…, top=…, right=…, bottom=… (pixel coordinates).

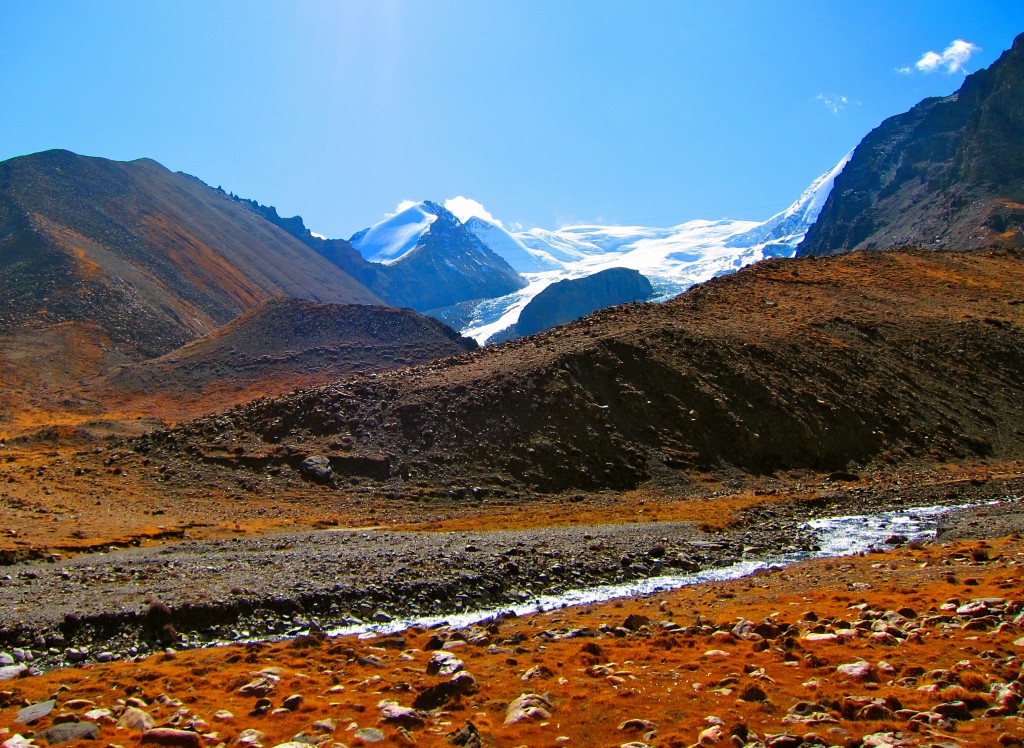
left=798, top=32, right=1024, bottom=257
left=91, top=298, right=476, bottom=423
left=0, top=149, right=382, bottom=431
left=147, top=246, right=1024, bottom=493
left=0, top=150, right=381, bottom=361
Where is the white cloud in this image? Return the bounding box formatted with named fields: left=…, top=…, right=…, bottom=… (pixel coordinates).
left=384, top=199, right=419, bottom=218
left=816, top=93, right=850, bottom=115
left=913, top=39, right=980, bottom=74
left=444, top=196, right=502, bottom=227
left=896, top=65, right=914, bottom=75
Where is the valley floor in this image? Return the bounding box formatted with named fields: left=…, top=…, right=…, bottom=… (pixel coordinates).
left=1, top=505, right=1023, bottom=748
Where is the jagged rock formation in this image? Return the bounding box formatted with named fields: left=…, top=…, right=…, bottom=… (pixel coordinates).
left=799, top=33, right=1024, bottom=256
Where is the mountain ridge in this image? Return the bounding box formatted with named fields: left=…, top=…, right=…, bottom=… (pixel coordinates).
left=91, top=298, right=477, bottom=423
left=0, top=149, right=381, bottom=361
left=798, top=32, right=1024, bottom=256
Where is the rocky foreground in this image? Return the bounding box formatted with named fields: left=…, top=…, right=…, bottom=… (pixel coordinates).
left=1, top=510, right=1024, bottom=747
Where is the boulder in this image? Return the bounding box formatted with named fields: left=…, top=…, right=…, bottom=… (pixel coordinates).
left=140, top=729, right=203, bottom=748
left=377, top=700, right=424, bottom=730
left=300, top=456, right=333, bottom=483
left=32, top=723, right=99, bottom=745
left=116, top=707, right=155, bottom=732
left=504, top=693, right=553, bottom=726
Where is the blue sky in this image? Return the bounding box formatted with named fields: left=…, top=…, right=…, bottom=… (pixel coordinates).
left=2, top=1, right=1022, bottom=237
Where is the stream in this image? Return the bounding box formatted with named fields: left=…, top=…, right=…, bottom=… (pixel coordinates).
left=327, top=502, right=982, bottom=639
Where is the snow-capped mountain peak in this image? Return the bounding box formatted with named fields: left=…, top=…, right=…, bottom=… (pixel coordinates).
left=350, top=200, right=444, bottom=264
left=453, top=153, right=852, bottom=343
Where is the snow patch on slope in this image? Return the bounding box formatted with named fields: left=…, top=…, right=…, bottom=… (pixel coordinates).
left=351, top=202, right=440, bottom=264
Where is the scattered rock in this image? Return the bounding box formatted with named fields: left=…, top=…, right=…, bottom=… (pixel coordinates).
left=238, top=675, right=278, bottom=697
left=739, top=684, right=768, bottom=702
left=764, top=734, right=803, bottom=748
left=235, top=729, right=265, bottom=747
left=697, top=725, right=724, bottom=745
left=310, top=719, right=335, bottom=735
left=32, top=723, right=99, bottom=745
left=836, top=660, right=874, bottom=681
left=116, top=707, right=155, bottom=732
left=622, top=614, right=650, bottom=631
left=861, top=732, right=915, bottom=748
left=14, top=701, right=55, bottom=725
left=412, top=671, right=477, bottom=711
left=300, top=456, right=333, bottom=483
left=377, top=700, right=424, bottom=730
left=352, top=727, right=385, bottom=744
left=446, top=721, right=481, bottom=748
left=61, top=700, right=93, bottom=711
left=504, top=693, right=553, bottom=726
left=425, top=651, right=464, bottom=676
left=82, top=709, right=114, bottom=725
left=0, top=666, right=27, bottom=681
left=618, top=719, right=657, bottom=733
left=1, top=735, right=34, bottom=748
left=140, top=728, right=203, bottom=748
left=521, top=665, right=553, bottom=681
left=933, top=700, right=972, bottom=720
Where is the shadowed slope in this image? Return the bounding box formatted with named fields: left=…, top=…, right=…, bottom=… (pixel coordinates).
left=147, top=247, right=1024, bottom=492
left=92, top=299, right=477, bottom=422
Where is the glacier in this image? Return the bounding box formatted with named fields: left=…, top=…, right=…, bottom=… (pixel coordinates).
left=461, top=153, right=852, bottom=344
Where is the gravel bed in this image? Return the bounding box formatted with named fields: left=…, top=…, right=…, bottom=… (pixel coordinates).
left=0, top=483, right=1019, bottom=672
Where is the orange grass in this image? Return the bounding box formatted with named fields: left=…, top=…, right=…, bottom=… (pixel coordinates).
left=2, top=536, right=1023, bottom=747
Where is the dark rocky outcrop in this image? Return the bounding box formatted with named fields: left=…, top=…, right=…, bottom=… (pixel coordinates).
left=494, top=267, right=653, bottom=342
left=799, top=32, right=1024, bottom=257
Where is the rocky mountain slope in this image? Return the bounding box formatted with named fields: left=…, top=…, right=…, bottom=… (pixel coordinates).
left=798, top=32, right=1024, bottom=256
left=91, top=299, right=477, bottom=422
left=147, top=246, right=1024, bottom=493
left=0, top=150, right=384, bottom=432
left=0, top=150, right=381, bottom=362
